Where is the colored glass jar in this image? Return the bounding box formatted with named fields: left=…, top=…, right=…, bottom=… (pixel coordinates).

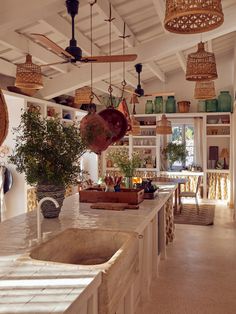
left=145, top=100, right=154, bottom=114
left=218, top=91, right=232, bottom=112
left=197, top=100, right=206, bottom=112
left=165, top=96, right=176, bottom=113
left=154, top=96, right=163, bottom=113
left=206, top=99, right=218, bottom=112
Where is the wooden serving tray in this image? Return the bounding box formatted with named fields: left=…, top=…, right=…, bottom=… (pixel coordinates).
left=79, top=188, right=144, bottom=205
left=90, top=202, right=139, bottom=211
left=144, top=189, right=159, bottom=199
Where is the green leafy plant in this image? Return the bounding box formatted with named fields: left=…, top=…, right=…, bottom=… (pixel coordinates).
left=9, top=110, right=87, bottom=187
left=162, top=142, right=187, bottom=169
left=107, top=149, right=141, bottom=177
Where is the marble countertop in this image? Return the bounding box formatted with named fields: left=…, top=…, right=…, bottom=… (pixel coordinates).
left=0, top=187, right=175, bottom=313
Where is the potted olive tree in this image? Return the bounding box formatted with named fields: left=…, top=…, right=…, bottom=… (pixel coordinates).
left=9, top=111, right=87, bottom=218
left=162, top=142, right=188, bottom=170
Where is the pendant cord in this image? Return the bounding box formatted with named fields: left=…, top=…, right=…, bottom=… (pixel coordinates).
left=105, top=3, right=115, bottom=107
left=89, top=1, right=96, bottom=103
left=119, top=23, right=130, bottom=100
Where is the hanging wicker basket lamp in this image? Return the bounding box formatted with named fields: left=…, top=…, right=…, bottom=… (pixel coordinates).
left=15, top=54, right=43, bottom=89
left=164, top=0, right=224, bottom=34
left=156, top=115, right=172, bottom=135
left=194, top=81, right=216, bottom=99
left=74, top=86, right=92, bottom=105
left=186, top=42, right=218, bottom=81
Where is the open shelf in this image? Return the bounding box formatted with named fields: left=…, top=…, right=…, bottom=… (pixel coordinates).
left=206, top=169, right=230, bottom=174
left=206, top=135, right=230, bottom=138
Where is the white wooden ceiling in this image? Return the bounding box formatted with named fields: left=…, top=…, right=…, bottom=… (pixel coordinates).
left=0, top=0, right=235, bottom=99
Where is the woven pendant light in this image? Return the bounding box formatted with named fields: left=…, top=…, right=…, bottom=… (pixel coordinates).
left=194, top=81, right=216, bottom=99
left=156, top=115, right=172, bottom=135
left=74, top=86, right=92, bottom=105
left=130, top=94, right=139, bottom=114
left=186, top=42, right=218, bottom=81
left=15, top=54, right=43, bottom=89
left=164, top=0, right=224, bottom=34
left=129, top=115, right=141, bottom=136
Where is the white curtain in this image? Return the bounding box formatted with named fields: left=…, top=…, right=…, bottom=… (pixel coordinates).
left=194, top=118, right=203, bottom=166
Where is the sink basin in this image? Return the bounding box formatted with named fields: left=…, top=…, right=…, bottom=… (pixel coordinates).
left=29, top=228, right=139, bottom=314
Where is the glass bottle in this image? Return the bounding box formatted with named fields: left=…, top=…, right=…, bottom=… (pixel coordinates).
left=165, top=96, right=176, bottom=113
left=218, top=91, right=232, bottom=112
left=145, top=100, right=154, bottom=114
left=206, top=99, right=218, bottom=112
left=154, top=96, right=163, bottom=113
left=197, top=100, right=206, bottom=112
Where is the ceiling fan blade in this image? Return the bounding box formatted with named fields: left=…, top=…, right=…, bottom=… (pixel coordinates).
left=144, top=92, right=175, bottom=97
left=40, top=61, right=69, bottom=67
left=111, top=84, right=140, bottom=96
left=31, top=33, right=73, bottom=59
left=81, top=54, right=137, bottom=63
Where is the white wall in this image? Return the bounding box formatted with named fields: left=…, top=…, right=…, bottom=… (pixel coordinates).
left=133, top=52, right=234, bottom=114
left=81, top=152, right=98, bottom=182
left=1, top=94, right=26, bottom=220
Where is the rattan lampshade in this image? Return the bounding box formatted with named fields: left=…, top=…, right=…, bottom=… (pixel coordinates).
left=194, top=81, right=216, bottom=99
left=164, top=0, right=224, bottom=34
left=129, top=115, right=141, bottom=136
left=186, top=42, right=218, bottom=81
left=74, top=86, right=92, bottom=105
left=15, top=54, right=43, bottom=89
left=156, top=115, right=172, bottom=135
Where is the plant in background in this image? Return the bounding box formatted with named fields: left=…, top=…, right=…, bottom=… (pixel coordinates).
left=9, top=111, right=87, bottom=218
left=162, top=142, right=188, bottom=170
left=107, top=149, right=141, bottom=177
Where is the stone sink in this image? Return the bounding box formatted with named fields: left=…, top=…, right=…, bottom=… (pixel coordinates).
left=29, top=228, right=139, bottom=314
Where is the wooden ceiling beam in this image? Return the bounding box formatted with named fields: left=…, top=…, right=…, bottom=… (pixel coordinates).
left=176, top=51, right=186, bottom=73
left=0, top=31, right=68, bottom=73
left=40, top=5, right=236, bottom=99
left=41, top=14, right=101, bottom=56
left=146, top=61, right=166, bottom=82
left=93, top=0, right=136, bottom=47
left=0, top=0, right=64, bottom=37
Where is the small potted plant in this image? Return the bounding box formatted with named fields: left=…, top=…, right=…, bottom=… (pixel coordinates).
left=9, top=111, right=87, bottom=218
left=162, top=142, right=187, bottom=170
left=107, top=149, right=141, bottom=188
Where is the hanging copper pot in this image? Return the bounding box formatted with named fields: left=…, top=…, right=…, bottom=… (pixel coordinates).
left=0, top=90, right=9, bottom=146
left=80, top=112, right=113, bottom=154
left=98, top=106, right=128, bottom=143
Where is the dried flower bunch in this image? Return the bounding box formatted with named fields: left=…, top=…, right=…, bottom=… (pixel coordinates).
left=107, top=149, right=141, bottom=177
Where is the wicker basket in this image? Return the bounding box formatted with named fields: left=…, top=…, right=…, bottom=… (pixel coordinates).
left=74, top=87, right=91, bottom=105
left=15, top=54, right=43, bottom=89
left=194, top=81, right=216, bottom=99
left=164, top=0, right=224, bottom=34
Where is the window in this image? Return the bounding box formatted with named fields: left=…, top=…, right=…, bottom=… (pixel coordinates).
left=171, top=124, right=194, bottom=169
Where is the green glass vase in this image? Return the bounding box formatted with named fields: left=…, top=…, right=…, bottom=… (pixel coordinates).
left=165, top=96, right=176, bottom=113
left=218, top=91, right=232, bottom=112
left=145, top=100, right=154, bottom=114
left=206, top=99, right=218, bottom=112
left=154, top=96, right=163, bottom=113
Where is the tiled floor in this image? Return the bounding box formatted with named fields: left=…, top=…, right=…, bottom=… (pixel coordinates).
left=137, top=203, right=236, bottom=314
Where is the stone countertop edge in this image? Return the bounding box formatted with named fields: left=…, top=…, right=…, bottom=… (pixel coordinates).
left=0, top=186, right=176, bottom=313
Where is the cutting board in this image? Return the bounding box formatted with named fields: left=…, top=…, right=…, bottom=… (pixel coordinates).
left=90, top=202, right=139, bottom=211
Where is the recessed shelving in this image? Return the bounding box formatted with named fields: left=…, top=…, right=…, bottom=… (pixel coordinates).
left=206, top=135, right=230, bottom=138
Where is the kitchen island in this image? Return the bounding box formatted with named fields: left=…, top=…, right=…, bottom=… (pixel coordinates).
left=0, top=185, right=176, bottom=314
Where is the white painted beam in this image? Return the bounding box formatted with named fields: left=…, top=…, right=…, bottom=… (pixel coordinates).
left=93, top=0, right=136, bottom=47
left=152, top=0, right=166, bottom=29
left=207, top=40, right=213, bottom=52
left=146, top=61, right=166, bottom=82
left=41, top=14, right=100, bottom=56
left=176, top=51, right=186, bottom=73
left=0, top=0, right=65, bottom=37
left=0, top=31, right=68, bottom=73
left=40, top=4, right=236, bottom=99
left=95, top=81, right=120, bottom=97
left=0, top=59, right=16, bottom=77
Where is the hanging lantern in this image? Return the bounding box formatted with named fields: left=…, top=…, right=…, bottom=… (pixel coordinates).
left=194, top=81, right=216, bottom=99
left=74, top=86, right=91, bottom=105
left=186, top=42, right=218, bottom=81
left=156, top=115, right=172, bottom=135
left=15, top=54, right=43, bottom=89
left=164, top=0, right=224, bottom=34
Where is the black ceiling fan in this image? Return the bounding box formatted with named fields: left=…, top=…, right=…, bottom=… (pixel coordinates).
left=31, top=0, right=137, bottom=66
